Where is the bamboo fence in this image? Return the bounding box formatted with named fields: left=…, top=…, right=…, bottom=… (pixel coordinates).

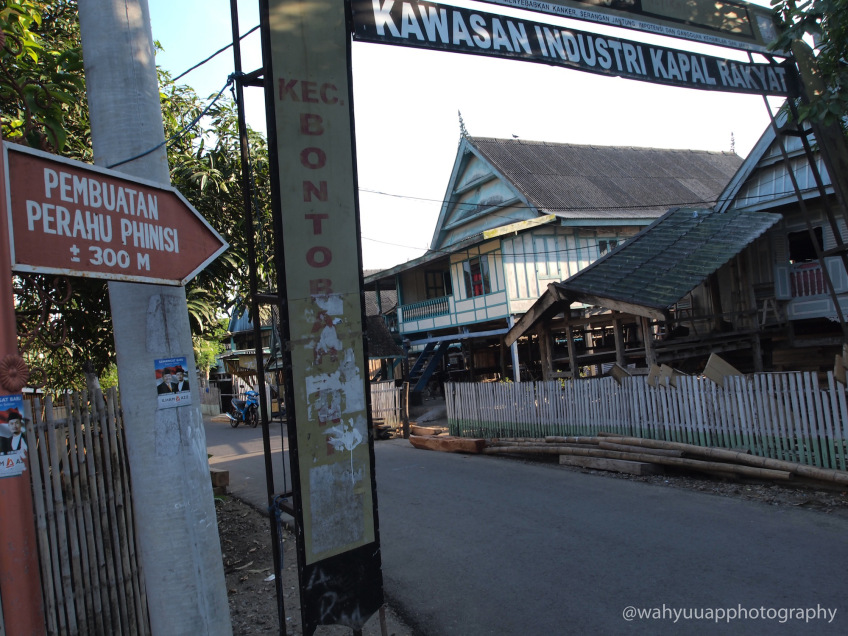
left=24, top=388, right=150, bottom=635
left=370, top=381, right=403, bottom=427
left=446, top=371, right=848, bottom=471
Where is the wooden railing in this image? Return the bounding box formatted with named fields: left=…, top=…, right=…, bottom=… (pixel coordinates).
left=790, top=261, right=826, bottom=297
left=446, top=372, right=848, bottom=470
left=400, top=295, right=451, bottom=322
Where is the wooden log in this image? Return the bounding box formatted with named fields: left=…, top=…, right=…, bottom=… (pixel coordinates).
left=410, top=425, right=447, bottom=436
left=598, top=441, right=684, bottom=458
left=409, top=435, right=486, bottom=454
left=598, top=435, right=848, bottom=486
left=544, top=435, right=606, bottom=445
left=482, top=445, right=793, bottom=480
left=489, top=440, right=594, bottom=450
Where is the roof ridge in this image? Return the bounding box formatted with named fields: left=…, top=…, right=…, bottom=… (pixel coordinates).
left=467, top=135, right=737, bottom=156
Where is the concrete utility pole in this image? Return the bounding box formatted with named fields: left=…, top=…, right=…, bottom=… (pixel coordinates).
left=76, top=1, right=231, bottom=634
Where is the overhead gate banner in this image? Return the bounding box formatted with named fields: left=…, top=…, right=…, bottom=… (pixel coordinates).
left=475, top=0, right=780, bottom=53
left=264, top=0, right=382, bottom=633
left=351, top=0, right=791, bottom=97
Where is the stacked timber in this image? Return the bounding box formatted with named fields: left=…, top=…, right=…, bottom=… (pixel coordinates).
left=483, top=433, right=848, bottom=487
left=407, top=431, right=848, bottom=488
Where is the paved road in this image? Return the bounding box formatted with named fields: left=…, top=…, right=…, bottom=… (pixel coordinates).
left=204, top=419, right=848, bottom=635
left=205, top=415, right=293, bottom=507
left=376, top=440, right=848, bottom=636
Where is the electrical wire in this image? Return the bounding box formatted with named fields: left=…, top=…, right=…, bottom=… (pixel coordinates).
left=106, top=77, right=233, bottom=169
left=172, top=25, right=260, bottom=83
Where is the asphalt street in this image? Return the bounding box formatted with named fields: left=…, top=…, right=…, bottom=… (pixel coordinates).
left=204, top=417, right=848, bottom=635
left=205, top=414, right=292, bottom=507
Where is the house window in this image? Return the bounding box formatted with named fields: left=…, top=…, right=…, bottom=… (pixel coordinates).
left=425, top=270, right=451, bottom=298
left=463, top=256, right=491, bottom=297
left=788, top=228, right=822, bottom=263
left=598, top=239, right=618, bottom=256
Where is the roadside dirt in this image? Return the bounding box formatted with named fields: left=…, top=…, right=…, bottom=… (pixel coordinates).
left=216, top=495, right=415, bottom=636
left=547, top=458, right=848, bottom=517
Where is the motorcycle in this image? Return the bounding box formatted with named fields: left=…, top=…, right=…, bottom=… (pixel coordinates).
left=227, top=390, right=259, bottom=428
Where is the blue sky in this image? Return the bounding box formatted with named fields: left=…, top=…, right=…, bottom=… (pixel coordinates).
left=147, top=0, right=783, bottom=270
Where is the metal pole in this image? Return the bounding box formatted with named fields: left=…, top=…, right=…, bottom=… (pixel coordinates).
left=228, top=1, right=287, bottom=632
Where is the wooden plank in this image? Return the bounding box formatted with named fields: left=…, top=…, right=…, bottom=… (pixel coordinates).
left=788, top=373, right=812, bottom=466
left=558, top=455, right=665, bottom=475
left=827, top=372, right=848, bottom=471
left=646, top=364, right=661, bottom=388
left=805, top=371, right=826, bottom=468
left=834, top=355, right=846, bottom=385
left=753, top=374, right=774, bottom=462
left=703, top=353, right=743, bottom=387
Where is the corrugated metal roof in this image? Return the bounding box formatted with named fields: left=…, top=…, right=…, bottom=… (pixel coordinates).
left=468, top=137, right=743, bottom=220
left=558, top=207, right=782, bottom=310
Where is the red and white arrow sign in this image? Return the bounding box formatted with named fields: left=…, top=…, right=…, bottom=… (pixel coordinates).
left=3, top=142, right=228, bottom=286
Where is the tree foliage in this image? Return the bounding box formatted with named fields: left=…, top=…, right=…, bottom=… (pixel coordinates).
left=771, top=0, right=848, bottom=126
left=2, top=1, right=272, bottom=390
left=0, top=0, right=87, bottom=155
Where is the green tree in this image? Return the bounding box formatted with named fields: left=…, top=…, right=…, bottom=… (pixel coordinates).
left=161, top=73, right=276, bottom=324
left=2, top=1, right=273, bottom=390
left=0, top=0, right=87, bottom=155
left=771, top=0, right=848, bottom=126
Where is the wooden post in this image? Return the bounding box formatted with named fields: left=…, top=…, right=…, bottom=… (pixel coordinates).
left=708, top=273, right=724, bottom=332
left=565, top=319, right=577, bottom=378
left=641, top=317, right=657, bottom=367
left=537, top=320, right=553, bottom=381
left=613, top=314, right=626, bottom=367
left=741, top=251, right=764, bottom=372
left=401, top=381, right=410, bottom=439
left=0, top=144, right=46, bottom=634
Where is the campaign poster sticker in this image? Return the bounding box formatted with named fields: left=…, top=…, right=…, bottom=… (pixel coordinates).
left=155, top=356, right=192, bottom=410
left=0, top=394, right=27, bottom=477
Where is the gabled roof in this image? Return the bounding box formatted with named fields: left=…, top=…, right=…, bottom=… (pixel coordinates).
left=467, top=137, right=743, bottom=221
left=714, top=105, right=834, bottom=214
left=505, top=206, right=781, bottom=345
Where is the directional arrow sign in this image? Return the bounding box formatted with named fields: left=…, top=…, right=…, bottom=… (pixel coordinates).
left=3, top=142, right=228, bottom=286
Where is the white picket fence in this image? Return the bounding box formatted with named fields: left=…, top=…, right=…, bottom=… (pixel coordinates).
left=445, top=372, right=848, bottom=470
left=370, top=381, right=403, bottom=427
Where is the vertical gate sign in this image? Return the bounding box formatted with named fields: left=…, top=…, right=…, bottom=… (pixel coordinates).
left=264, top=0, right=383, bottom=633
